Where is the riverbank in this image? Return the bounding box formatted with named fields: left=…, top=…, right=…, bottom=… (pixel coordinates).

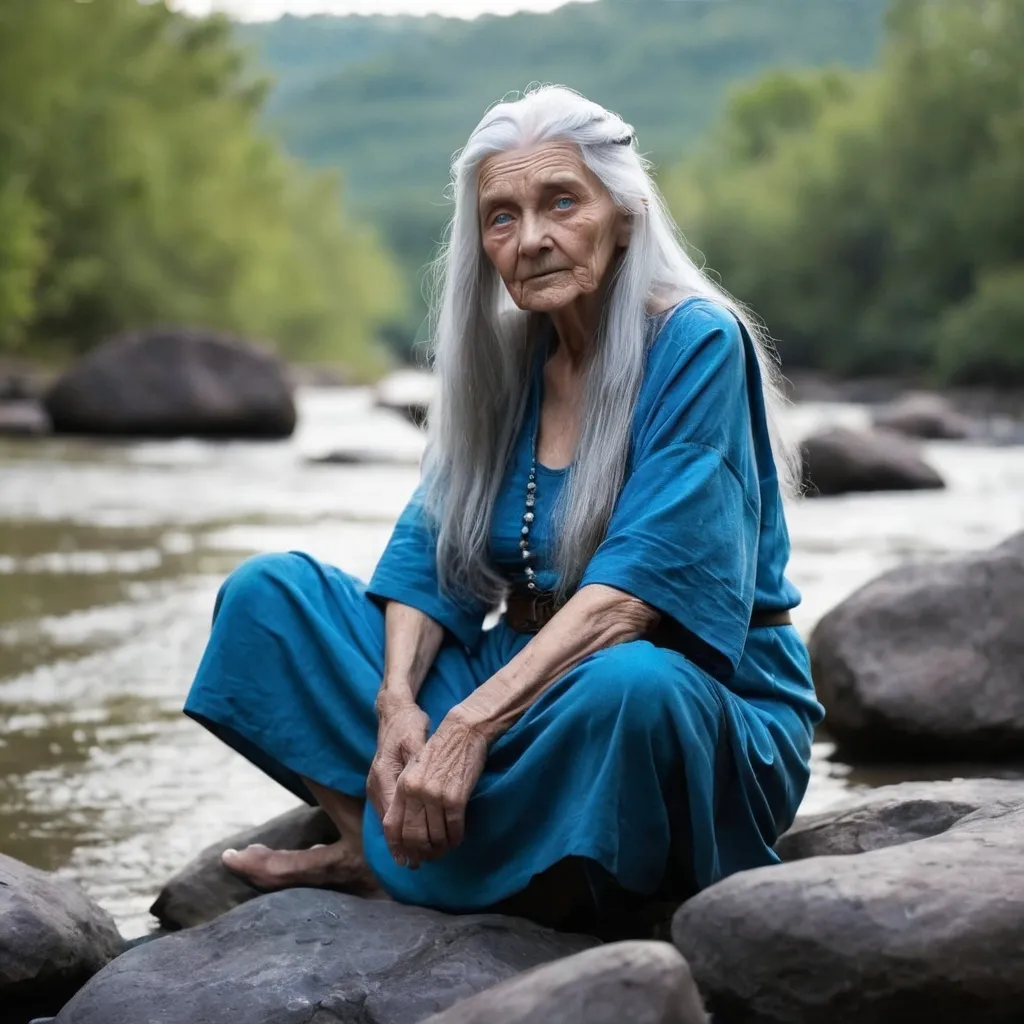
left=1, top=387, right=1022, bottom=937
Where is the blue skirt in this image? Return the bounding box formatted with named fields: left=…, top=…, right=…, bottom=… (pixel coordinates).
left=184, top=551, right=819, bottom=912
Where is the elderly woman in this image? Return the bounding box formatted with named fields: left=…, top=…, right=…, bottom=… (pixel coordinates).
left=184, top=86, right=823, bottom=929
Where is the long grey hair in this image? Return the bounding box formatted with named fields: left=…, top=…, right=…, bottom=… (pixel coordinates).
left=422, top=85, right=796, bottom=608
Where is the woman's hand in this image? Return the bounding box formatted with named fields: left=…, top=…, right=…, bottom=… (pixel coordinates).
left=367, top=698, right=430, bottom=825
left=382, top=711, right=487, bottom=869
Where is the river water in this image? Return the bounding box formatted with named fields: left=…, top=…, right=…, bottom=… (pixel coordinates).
left=1, top=387, right=1022, bottom=938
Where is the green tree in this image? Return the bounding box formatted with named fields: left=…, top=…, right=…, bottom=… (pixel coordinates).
left=663, top=0, right=1024, bottom=385
left=0, top=0, right=403, bottom=376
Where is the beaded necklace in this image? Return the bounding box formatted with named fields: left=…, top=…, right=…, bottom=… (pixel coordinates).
left=519, top=446, right=538, bottom=591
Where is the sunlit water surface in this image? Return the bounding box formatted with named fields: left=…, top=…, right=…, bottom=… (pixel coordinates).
left=1, top=389, right=1022, bottom=936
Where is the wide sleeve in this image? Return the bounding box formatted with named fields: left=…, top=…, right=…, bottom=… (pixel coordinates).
left=366, top=482, right=488, bottom=650
left=578, top=301, right=760, bottom=678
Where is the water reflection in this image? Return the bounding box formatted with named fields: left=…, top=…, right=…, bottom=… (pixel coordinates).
left=1, top=388, right=1022, bottom=936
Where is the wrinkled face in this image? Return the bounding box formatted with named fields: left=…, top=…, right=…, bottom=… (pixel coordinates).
left=477, top=141, right=630, bottom=313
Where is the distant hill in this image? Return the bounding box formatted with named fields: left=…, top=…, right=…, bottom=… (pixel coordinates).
left=237, top=0, right=889, bottom=330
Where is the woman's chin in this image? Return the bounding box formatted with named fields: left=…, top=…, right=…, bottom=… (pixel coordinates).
left=511, top=282, right=580, bottom=313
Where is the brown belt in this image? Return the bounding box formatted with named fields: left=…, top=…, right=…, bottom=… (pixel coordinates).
left=503, top=587, right=792, bottom=635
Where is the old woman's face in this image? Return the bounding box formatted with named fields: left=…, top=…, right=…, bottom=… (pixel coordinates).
left=477, top=141, right=629, bottom=313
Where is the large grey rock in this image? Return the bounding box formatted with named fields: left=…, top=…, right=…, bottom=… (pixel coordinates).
left=809, top=532, right=1024, bottom=759
left=0, top=855, right=123, bottom=1020
left=150, top=804, right=337, bottom=929
left=57, top=889, right=596, bottom=1024
left=674, top=796, right=1024, bottom=1024
left=800, top=426, right=944, bottom=496
left=777, top=778, right=1024, bottom=860
left=44, top=328, right=296, bottom=438
left=872, top=391, right=976, bottom=440
left=421, top=941, right=708, bottom=1024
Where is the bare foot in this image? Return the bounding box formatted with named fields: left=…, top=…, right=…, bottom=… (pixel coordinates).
left=221, top=841, right=384, bottom=896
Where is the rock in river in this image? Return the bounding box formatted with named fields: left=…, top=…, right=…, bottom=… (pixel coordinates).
left=422, top=940, right=708, bottom=1024
left=809, top=531, right=1024, bottom=759
left=776, top=777, right=1024, bottom=860
left=44, top=327, right=296, bottom=438
left=871, top=391, right=976, bottom=440
left=674, top=781, right=1024, bottom=1024
left=151, top=804, right=337, bottom=929
left=0, top=854, right=123, bottom=1021
left=56, top=889, right=596, bottom=1024
left=800, top=426, right=944, bottom=496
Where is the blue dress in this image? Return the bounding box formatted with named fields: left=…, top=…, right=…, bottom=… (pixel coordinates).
left=184, top=297, right=824, bottom=912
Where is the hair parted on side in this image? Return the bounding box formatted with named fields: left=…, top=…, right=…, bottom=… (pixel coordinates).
left=422, top=84, right=797, bottom=608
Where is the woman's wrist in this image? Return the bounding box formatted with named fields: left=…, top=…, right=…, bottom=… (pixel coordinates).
left=446, top=698, right=502, bottom=747
left=375, top=680, right=417, bottom=720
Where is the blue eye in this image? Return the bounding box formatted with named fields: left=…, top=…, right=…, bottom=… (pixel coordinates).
left=492, top=212, right=512, bottom=226
left=555, top=197, right=574, bottom=211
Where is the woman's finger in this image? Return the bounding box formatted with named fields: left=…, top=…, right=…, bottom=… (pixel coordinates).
left=399, top=795, right=431, bottom=868
left=382, top=785, right=409, bottom=867
left=368, top=757, right=401, bottom=823
left=423, top=798, right=449, bottom=858
left=444, top=798, right=467, bottom=849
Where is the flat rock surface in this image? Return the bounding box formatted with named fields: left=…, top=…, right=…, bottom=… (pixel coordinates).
left=373, top=369, right=435, bottom=427
left=809, top=531, right=1024, bottom=759
left=777, top=777, right=1024, bottom=859
left=422, top=941, right=708, bottom=1024
left=58, top=889, right=597, bottom=1024
left=0, top=854, right=123, bottom=1020
left=800, top=426, right=944, bottom=496
left=871, top=391, right=976, bottom=440
left=150, top=805, right=337, bottom=930
left=675, top=793, right=1024, bottom=1024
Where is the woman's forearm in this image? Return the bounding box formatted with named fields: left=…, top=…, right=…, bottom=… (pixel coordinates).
left=376, top=601, right=445, bottom=714
left=449, top=584, right=660, bottom=744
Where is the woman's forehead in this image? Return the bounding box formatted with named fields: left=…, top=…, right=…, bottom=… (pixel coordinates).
left=477, top=142, right=595, bottom=206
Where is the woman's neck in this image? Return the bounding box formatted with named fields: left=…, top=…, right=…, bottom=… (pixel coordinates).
left=548, top=291, right=603, bottom=369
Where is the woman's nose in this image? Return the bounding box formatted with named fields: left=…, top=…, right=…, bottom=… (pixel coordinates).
left=517, top=214, right=551, bottom=257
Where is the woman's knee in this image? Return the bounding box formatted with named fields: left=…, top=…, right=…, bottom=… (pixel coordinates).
left=214, top=551, right=316, bottom=618
left=579, top=642, right=694, bottom=725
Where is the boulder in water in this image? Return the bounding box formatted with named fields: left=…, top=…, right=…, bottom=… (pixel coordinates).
left=776, top=777, right=1024, bottom=860
left=0, top=854, right=123, bottom=1021
left=57, top=889, right=596, bottom=1024
left=674, top=784, right=1024, bottom=1024
left=44, top=328, right=296, bottom=438
left=800, top=426, right=944, bottom=496
left=421, top=940, right=708, bottom=1024
left=150, top=804, right=337, bottom=930
left=872, top=391, right=976, bottom=440
left=809, top=532, right=1024, bottom=759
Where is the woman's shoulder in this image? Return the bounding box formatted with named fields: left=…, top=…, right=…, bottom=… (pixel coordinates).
left=651, top=295, right=743, bottom=352
left=645, top=296, right=747, bottom=388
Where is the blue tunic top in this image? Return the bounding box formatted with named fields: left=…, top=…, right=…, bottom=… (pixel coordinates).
left=367, top=296, right=802, bottom=673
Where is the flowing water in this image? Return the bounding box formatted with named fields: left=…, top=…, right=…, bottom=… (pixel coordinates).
left=1, top=388, right=1022, bottom=937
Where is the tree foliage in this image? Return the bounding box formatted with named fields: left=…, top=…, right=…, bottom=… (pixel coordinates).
left=240, top=0, right=888, bottom=279
left=662, top=0, right=1024, bottom=384
left=0, top=0, right=402, bottom=372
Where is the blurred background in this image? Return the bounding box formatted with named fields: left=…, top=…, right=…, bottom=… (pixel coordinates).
left=0, top=0, right=1021, bottom=938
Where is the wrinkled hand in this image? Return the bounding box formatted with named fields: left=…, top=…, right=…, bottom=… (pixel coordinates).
left=367, top=700, right=430, bottom=825
left=383, top=713, right=488, bottom=869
